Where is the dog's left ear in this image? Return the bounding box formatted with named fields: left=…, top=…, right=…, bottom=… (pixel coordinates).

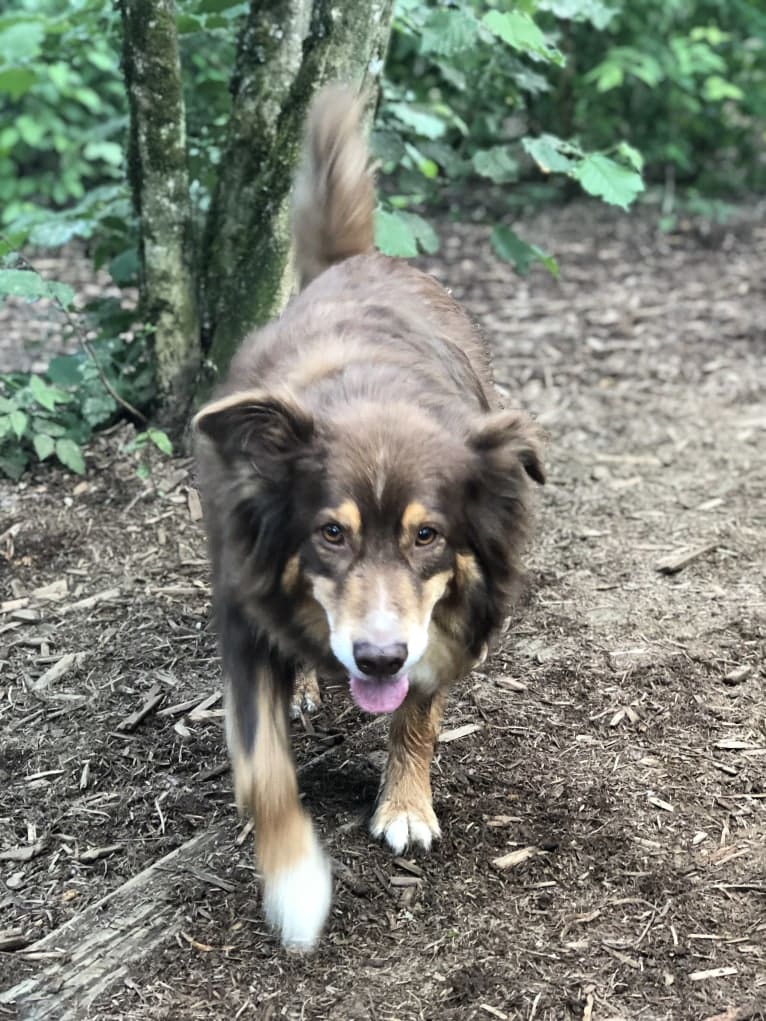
left=469, top=409, right=545, bottom=485
left=193, top=390, right=314, bottom=468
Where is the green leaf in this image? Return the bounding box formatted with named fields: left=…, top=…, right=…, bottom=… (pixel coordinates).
left=573, top=153, right=644, bottom=209
left=398, top=212, right=439, bottom=254
left=703, top=76, right=744, bottom=102
left=0, top=448, right=28, bottom=480
left=420, top=9, right=480, bottom=57
left=136, top=463, right=150, bottom=480
left=29, top=374, right=70, bottom=411
left=148, top=428, right=173, bottom=455
left=33, top=433, right=54, bottom=461
left=0, top=396, right=14, bottom=413
left=0, top=67, right=36, bottom=100
left=374, top=209, right=418, bottom=258
left=0, top=269, right=74, bottom=307
left=385, top=102, right=447, bottom=140
left=616, top=141, right=644, bottom=172
left=482, top=10, right=564, bottom=65
left=47, top=354, right=83, bottom=387
left=0, top=414, right=11, bottom=438
left=55, top=438, right=86, bottom=475
left=9, top=408, right=28, bottom=438
left=0, top=20, right=45, bottom=62
left=490, top=226, right=559, bottom=277
left=522, top=134, right=579, bottom=174
left=472, top=146, right=520, bottom=184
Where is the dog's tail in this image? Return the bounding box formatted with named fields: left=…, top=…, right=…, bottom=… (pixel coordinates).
left=292, top=84, right=375, bottom=289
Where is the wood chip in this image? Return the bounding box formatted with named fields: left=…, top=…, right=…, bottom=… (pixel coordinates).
left=79, top=844, right=123, bottom=863
left=116, top=684, right=165, bottom=732
left=438, top=722, right=482, bottom=743
left=31, top=579, right=68, bottom=602
left=723, top=665, right=752, bottom=684
left=703, top=1006, right=760, bottom=1021
left=480, top=1006, right=508, bottom=1021
left=0, top=929, right=33, bottom=952
left=656, top=543, right=717, bottom=574
left=180, top=930, right=214, bottom=952
left=495, top=676, right=527, bottom=692
left=389, top=875, right=422, bottom=887
left=60, top=588, right=121, bottom=615
left=648, top=795, right=674, bottom=812
left=184, top=868, right=237, bottom=893
left=32, top=652, right=88, bottom=691
left=492, top=845, right=541, bottom=870
left=187, top=488, right=203, bottom=521
left=715, top=738, right=757, bottom=750
left=188, top=691, right=222, bottom=721
left=393, top=857, right=424, bottom=877
left=1, top=597, right=29, bottom=614
left=0, top=837, right=49, bottom=862
left=689, top=965, right=738, bottom=981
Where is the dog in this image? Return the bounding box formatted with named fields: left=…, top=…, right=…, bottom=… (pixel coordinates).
left=193, top=84, right=545, bottom=950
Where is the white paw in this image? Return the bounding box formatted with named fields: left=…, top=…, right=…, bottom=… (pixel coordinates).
left=370, top=806, right=441, bottom=855
left=262, top=832, right=332, bottom=950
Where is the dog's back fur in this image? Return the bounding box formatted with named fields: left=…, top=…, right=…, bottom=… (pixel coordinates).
left=194, top=85, right=544, bottom=952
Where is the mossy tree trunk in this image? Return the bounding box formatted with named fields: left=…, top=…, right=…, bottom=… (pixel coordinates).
left=198, top=0, right=393, bottom=389
left=120, top=0, right=392, bottom=422
left=120, top=0, right=200, bottom=431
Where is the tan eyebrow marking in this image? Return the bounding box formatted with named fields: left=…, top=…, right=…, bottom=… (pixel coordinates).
left=400, top=501, right=430, bottom=534
left=323, top=499, right=362, bottom=536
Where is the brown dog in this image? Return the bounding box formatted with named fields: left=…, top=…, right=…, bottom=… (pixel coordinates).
left=193, top=85, right=544, bottom=949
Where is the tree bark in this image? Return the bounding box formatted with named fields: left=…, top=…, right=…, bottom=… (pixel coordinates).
left=198, top=0, right=393, bottom=388
left=120, top=0, right=200, bottom=431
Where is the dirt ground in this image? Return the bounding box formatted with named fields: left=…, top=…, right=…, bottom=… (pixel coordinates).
left=1, top=203, right=764, bottom=1021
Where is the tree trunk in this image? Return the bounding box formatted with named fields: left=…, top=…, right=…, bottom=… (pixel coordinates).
left=120, top=0, right=200, bottom=432
left=198, top=0, right=393, bottom=389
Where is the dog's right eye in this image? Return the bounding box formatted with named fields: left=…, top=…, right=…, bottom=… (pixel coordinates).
left=320, top=522, right=345, bottom=546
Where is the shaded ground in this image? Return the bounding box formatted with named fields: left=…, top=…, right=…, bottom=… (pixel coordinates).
left=1, top=202, right=764, bottom=1021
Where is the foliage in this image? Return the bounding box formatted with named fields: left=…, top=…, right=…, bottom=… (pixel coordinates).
left=375, top=0, right=644, bottom=270
left=532, top=0, right=766, bottom=193
left=0, top=1, right=126, bottom=224
left=0, top=271, right=155, bottom=479
left=2, top=0, right=761, bottom=478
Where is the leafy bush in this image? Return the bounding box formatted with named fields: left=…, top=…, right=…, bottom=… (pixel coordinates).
left=375, top=0, right=644, bottom=270
left=0, top=1, right=126, bottom=224
left=531, top=0, right=766, bottom=194
left=0, top=266, right=154, bottom=479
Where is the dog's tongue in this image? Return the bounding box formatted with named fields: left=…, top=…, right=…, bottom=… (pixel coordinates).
left=349, top=674, right=409, bottom=714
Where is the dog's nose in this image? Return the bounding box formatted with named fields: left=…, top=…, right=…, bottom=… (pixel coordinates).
left=353, top=641, right=407, bottom=677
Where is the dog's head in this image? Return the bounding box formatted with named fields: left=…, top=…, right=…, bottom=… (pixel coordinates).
left=195, top=391, right=544, bottom=713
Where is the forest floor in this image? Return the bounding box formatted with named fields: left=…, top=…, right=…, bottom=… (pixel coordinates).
left=0, top=201, right=764, bottom=1021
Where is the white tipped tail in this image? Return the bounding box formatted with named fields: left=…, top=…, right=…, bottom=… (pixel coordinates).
left=292, top=84, right=375, bottom=289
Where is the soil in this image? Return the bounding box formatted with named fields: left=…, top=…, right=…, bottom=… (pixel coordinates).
left=1, top=202, right=764, bottom=1021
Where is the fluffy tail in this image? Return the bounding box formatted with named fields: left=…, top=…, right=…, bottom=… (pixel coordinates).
left=292, top=84, right=375, bottom=289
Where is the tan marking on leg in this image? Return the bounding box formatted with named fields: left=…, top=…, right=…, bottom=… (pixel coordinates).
left=371, top=687, right=447, bottom=853
left=291, top=667, right=322, bottom=718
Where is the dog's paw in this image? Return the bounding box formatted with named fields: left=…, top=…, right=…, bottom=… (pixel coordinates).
left=290, top=669, right=322, bottom=720
left=370, top=799, right=441, bottom=855
left=262, top=831, right=332, bottom=951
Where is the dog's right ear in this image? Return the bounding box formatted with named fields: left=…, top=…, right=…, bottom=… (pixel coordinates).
left=193, top=391, right=314, bottom=468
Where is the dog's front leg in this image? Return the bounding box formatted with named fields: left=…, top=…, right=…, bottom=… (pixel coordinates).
left=371, top=688, right=446, bottom=855
left=220, top=603, right=331, bottom=949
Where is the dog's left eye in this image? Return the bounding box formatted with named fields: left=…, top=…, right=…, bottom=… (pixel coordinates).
left=415, top=526, right=438, bottom=547
left=320, top=522, right=345, bottom=546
